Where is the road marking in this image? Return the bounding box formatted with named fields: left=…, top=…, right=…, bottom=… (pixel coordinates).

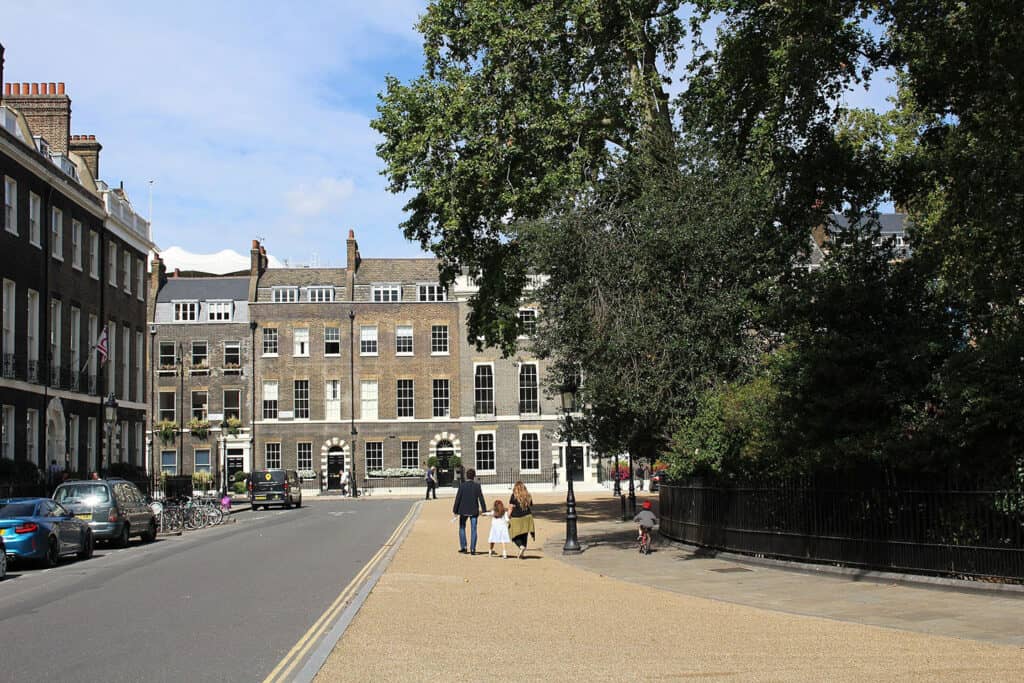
left=262, top=504, right=418, bottom=683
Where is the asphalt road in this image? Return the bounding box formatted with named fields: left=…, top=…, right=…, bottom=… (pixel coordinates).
left=0, top=499, right=415, bottom=682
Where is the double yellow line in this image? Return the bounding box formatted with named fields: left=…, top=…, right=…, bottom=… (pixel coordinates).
left=262, top=503, right=419, bottom=683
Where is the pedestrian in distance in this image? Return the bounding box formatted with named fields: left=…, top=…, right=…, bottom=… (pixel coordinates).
left=508, top=481, right=536, bottom=559
left=484, top=499, right=511, bottom=558
left=453, top=468, right=487, bottom=555
left=425, top=466, right=438, bottom=500
left=340, top=468, right=350, bottom=496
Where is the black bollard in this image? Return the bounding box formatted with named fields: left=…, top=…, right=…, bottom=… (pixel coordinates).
left=620, top=494, right=627, bottom=521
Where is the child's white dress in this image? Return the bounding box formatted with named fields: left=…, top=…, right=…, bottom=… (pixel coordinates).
left=488, top=511, right=511, bottom=543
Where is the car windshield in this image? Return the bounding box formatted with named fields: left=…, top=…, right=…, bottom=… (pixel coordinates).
left=0, top=502, right=38, bottom=517
left=54, top=484, right=111, bottom=505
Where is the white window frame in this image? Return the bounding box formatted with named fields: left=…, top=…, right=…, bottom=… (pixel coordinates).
left=396, top=379, right=415, bottom=419
left=293, top=379, right=310, bottom=419
left=364, top=441, right=383, bottom=472
left=360, top=379, right=378, bottom=421
left=417, top=284, right=446, bottom=302
left=262, top=381, right=279, bottom=420
left=71, top=220, right=82, bottom=270
left=223, top=341, right=241, bottom=369
left=518, top=308, right=538, bottom=337
left=1, top=405, right=14, bottom=460
left=264, top=442, right=281, bottom=469
left=69, top=306, right=80, bottom=383
left=136, top=259, right=145, bottom=301
left=297, top=442, right=313, bottom=471
left=122, top=325, right=130, bottom=399
left=395, top=324, right=413, bottom=356
left=473, top=362, right=495, bottom=416
left=307, top=286, right=334, bottom=302
left=26, top=408, right=38, bottom=466
left=87, top=315, right=97, bottom=388
left=50, top=299, right=61, bottom=382
left=122, top=252, right=132, bottom=293
left=88, top=231, right=99, bottom=279
left=3, top=177, right=16, bottom=235
left=400, top=440, right=419, bottom=469
left=29, top=192, right=41, bottom=247
left=26, top=289, right=39, bottom=367
left=107, top=319, right=116, bottom=393
left=108, top=242, right=118, bottom=286
left=2, top=279, right=14, bottom=363
left=158, top=391, right=176, bottom=423
left=519, top=430, right=541, bottom=472
left=325, top=380, right=341, bottom=421
left=194, top=448, right=212, bottom=473
left=208, top=300, right=232, bottom=321
left=324, top=326, right=340, bottom=356
left=87, top=418, right=97, bottom=473
left=160, top=449, right=177, bottom=475
left=223, top=389, right=241, bottom=421
left=68, top=414, right=80, bottom=466
left=191, top=390, right=208, bottom=421
left=430, top=324, right=449, bottom=355
left=173, top=301, right=198, bottom=322
left=432, top=378, right=450, bottom=418
left=271, top=287, right=299, bottom=303
left=191, top=339, right=208, bottom=369
left=359, top=325, right=378, bottom=356
left=293, top=328, right=309, bottom=357
left=51, top=206, right=64, bottom=260
left=519, top=362, right=540, bottom=415
left=262, top=328, right=278, bottom=356
left=474, top=431, right=497, bottom=473
left=134, top=331, right=143, bottom=401
left=372, top=284, right=401, bottom=302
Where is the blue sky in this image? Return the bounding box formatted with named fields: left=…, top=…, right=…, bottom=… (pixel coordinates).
left=3, top=3, right=894, bottom=267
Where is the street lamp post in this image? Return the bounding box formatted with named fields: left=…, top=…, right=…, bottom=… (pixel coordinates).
left=250, top=321, right=257, bottom=472
left=628, top=451, right=636, bottom=516
left=560, top=383, right=582, bottom=554
left=348, top=309, right=358, bottom=498
left=102, top=393, right=118, bottom=477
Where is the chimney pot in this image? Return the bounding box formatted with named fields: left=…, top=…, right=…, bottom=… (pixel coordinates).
left=48, top=82, right=56, bottom=95
left=31, top=83, right=38, bottom=95
left=4, top=84, right=9, bottom=95
left=89, top=134, right=95, bottom=140
left=348, top=229, right=355, bottom=239
left=57, top=82, right=65, bottom=95
left=251, top=239, right=259, bottom=249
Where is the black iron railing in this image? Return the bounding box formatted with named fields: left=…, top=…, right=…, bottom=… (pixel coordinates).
left=659, top=481, right=1024, bottom=581
left=1, top=353, right=15, bottom=379
left=361, top=468, right=555, bottom=492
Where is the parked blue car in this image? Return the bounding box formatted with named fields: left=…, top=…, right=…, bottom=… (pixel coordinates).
left=0, top=497, right=94, bottom=567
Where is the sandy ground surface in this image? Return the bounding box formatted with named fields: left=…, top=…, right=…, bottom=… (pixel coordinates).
left=316, top=492, right=1024, bottom=682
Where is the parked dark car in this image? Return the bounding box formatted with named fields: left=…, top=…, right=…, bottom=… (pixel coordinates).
left=249, top=469, right=302, bottom=510
left=0, top=497, right=93, bottom=567
left=52, top=479, right=157, bottom=547
left=650, top=469, right=671, bottom=492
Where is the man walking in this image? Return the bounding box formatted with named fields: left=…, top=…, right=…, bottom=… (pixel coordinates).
left=453, top=468, right=487, bottom=555
left=425, top=466, right=438, bottom=500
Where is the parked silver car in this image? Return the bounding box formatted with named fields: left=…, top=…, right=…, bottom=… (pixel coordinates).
left=52, top=479, right=157, bottom=546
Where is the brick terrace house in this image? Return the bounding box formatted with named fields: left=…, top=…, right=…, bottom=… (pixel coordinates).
left=1, top=45, right=154, bottom=476
left=149, top=231, right=595, bottom=491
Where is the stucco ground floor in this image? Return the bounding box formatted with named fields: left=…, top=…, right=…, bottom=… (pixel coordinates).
left=0, top=381, right=147, bottom=475
left=147, top=417, right=601, bottom=490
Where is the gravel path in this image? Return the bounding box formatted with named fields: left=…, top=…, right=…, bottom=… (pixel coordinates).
left=317, top=492, right=1024, bottom=682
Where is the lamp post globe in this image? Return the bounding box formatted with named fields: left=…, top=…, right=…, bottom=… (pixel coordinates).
left=102, top=393, right=118, bottom=477
left=561, top=384, right=581, bottom=554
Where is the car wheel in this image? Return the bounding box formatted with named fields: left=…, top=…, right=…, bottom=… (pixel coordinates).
left=43, top=536, right=61, bottom=568
left=141, top=519, right=157, bottom=543
left=295, top=496, right=302, bottom=509
left=113, top=524, right=130, bottom=548
left=284, top=497, right=293, bottom=510
left=77, top=530, right=94, bottom=560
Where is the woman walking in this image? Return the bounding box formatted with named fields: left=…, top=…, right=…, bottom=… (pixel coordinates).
left=508, top=481, right=536, bottom=559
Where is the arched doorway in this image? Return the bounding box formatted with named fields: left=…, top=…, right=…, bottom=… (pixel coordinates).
left=326, top=446, right=345, bottom=490
left=435, top=439, right=455, bottom=487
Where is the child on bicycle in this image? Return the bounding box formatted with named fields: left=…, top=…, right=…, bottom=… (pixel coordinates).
left=633, top=500, right=658, bottom=542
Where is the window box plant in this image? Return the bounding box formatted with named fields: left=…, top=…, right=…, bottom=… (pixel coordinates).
left=224, top=416, right=242, bottom=436
left=156, top=420, right=177, bottom=445
left=188, top=417, right=210, bottom=440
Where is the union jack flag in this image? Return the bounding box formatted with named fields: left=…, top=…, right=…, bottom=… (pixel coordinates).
left=96, top=326, right=109, bottom=365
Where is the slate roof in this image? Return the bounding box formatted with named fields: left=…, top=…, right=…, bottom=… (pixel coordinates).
left=830, top=212, right=908, bottom=234
left=353, top=258, right=442, bottom=284
left=156, top=277, right=249, bottom=303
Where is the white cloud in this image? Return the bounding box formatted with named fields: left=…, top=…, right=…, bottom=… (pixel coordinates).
left=159, top=246, right=285, bottom=274
left=285, top=178, right=356, bottom=217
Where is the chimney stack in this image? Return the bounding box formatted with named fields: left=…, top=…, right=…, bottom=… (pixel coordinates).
left=345, top=229, right=360, bottom=295
left=4, top=81, right=72, bottom=153
left=69, top=134, right=102, bottom=180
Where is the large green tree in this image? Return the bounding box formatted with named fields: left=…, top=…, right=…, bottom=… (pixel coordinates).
left=374, top=0, right=686, bottom=353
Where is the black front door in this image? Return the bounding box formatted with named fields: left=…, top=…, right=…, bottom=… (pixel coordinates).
left=227, top=450, right=244, bottom=482
left=436, top=449, right=453, bottom=487
left=327, top=449, right=344, bottom=490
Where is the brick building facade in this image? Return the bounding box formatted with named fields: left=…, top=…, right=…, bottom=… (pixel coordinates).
left=1, top=47, right=154, bottom=477
left=148, top=231, right=593, bottom=491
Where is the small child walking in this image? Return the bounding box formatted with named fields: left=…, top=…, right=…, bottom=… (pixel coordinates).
left=486, top=499, right=512, bottom=558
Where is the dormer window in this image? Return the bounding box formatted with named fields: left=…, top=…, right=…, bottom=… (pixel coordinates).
left=272, top=287, right=299, bottom=303
left=417, top=284, right=446, bottom=302
left=372, top=284, right=401, bottom=302
left=174, top=301, right=198, bottom=322
left=208, top=301, right=233, bottom=321
left=307, top=286, right=334, bottom=302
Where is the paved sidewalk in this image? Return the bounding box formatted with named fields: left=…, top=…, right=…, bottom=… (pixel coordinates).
left=316, top=492, right=1024, bottom=682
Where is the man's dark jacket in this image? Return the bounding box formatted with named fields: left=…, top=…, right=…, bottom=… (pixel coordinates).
left=453, top=479, right=487, bottom=517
